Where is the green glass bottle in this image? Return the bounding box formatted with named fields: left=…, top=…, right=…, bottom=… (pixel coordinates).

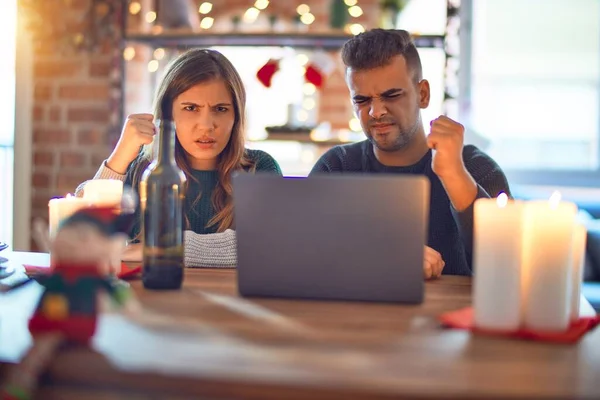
left=140, top=118, right=186, bottom=290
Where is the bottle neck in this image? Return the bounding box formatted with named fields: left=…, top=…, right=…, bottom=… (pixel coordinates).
left=156, top=119, right=176, bottom=165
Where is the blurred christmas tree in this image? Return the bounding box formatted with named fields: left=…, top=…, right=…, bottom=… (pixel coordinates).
left=379, top=0, right=408, bottom=29
left=329, top=0, right=348, bottom=29
left=380, top=0, right=409, bottom=11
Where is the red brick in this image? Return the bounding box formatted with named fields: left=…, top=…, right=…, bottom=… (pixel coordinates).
left=58, top=83, right=110, bottom=100
left=33, top=128, right=71, bottom=144
left=34, top=41, right=57, bottom=56
left=99, top=39, right=114, bottom=55
left=34, top=83, right=52, bottom=101
left=56, top=173, right=92, bottom=194
left=60, top=151, right=86, bottom=168
left=67, top=107, right=110, bottom=123
left=34, top=60, right=82, bottom=78
left=69, top=0, right=90, bottom=11
left=320, top=104, right=350, bottom=114
left=78, top=128, right=107, bottom=145
left=32, top=172, right=51, bottom=188
left=33, top=105, right=44, bottom=120
left=33, top=150, right=55, bottom=166
left=49, top=106, right=62, bottom=122
left=32, top=192, right=52, bottom=211
left=321, top=86, right=350, bottom=96
left=29, top=206, right=48, bottom=221
left=91, top=153, right=109, bottom=168
left=331, top=121, right=351, bottom=130
left=90, top=60, right=112, bottom=77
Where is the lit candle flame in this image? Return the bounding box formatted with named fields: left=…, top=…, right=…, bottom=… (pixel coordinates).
left=496, top=192, right=508, bottom=208
left=548, top=190, right=561, bottom=209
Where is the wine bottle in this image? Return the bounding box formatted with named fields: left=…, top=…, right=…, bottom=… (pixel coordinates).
left=140, top=118, right=186, bottom=289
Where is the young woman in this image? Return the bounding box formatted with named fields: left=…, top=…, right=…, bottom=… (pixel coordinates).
left=76, top=48, right=282, bottom=267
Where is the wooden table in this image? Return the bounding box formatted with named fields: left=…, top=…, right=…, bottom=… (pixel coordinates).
left=1, top=251, right=599, bottom=399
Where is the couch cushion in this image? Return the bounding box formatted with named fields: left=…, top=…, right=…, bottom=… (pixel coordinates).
left=582, top=282, right=600, bottom=311
left=586, top=221, right=600, bottom=281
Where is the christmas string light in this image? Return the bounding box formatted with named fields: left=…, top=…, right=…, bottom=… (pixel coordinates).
left=129, top=1, right=141, bottom=15
left=243, top=7, right=260, bottom=23
left=254, top=0, right=269, bottom=10
left=145, top=11, right=157, bottom=23
left=349, top=23, right=365, bottom=35
left=348, top=5, right=363, bottom=17
left=198, top=2, right=213, bottom=14
left=300, top=12, right=315, bottom=25
left=153, top=48, right=165, bottom=60
left=296, top=4, right=310, bottom=15
left=148, top=59, right=159, bottom=72
left=200, top=17, right=214, bottom=29
left=123, top=46, right=136, bottom=61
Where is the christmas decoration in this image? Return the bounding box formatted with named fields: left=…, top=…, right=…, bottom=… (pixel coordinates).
left=329, top=0, right=348, bottom=29
left=304, top=51, right=335, bottom=89
left=157, top=0, right=200, bottom=30
left=379, top=0, right=408, bottom=29
left=0, top=205, right=136, bottom=399
left=256, top=58, right=281, bottom=88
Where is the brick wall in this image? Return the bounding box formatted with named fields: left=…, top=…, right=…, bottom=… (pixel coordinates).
left=28, top=0, right=381, bottom=249
left=28, top=0, right=121, bottom=249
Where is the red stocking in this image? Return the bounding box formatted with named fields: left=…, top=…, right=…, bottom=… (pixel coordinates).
left=304, top=52, right=335, bottom=89
left=256, top=59, right=280, bottom=88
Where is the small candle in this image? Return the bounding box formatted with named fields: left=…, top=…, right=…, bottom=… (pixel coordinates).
left=48, top=194, right=90, bottom=238
left=522, top=192, right=577, bottom=332
left=83, top=179, right=123, bottom=207
left=570, top=223, right=587, bottom=321
left=473, top=193, right=524, bottom=331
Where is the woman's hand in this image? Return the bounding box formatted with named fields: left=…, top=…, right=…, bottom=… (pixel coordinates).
left=106, top=114, right=156, bottom=174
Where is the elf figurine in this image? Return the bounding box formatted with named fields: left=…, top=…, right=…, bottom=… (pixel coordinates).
left=0, top=206, right=136, bottom=400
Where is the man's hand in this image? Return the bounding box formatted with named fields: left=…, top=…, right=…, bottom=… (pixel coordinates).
left=424, top=246, right=445, bottom=280
left=427, top=116, right=478, bottom=211
left=427, top=116, right=466, bottom=179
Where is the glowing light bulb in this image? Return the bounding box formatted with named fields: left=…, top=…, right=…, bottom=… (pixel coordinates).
left=123, top=46, right=136, bottom=61
left=496, top=192, right=508, bottom=208
left=198, top=2, right=213, bottom=14
left=296, top=4, right=310, bottom=15
left=148, top=60, right=159, bottom=72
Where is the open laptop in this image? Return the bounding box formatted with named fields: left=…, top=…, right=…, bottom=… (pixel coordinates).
left=233, top=173, right=430, bottom=303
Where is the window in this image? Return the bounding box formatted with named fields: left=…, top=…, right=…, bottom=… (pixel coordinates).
left=0, top=0, right=16, bottom=246
left=467, top=0, right=600, bottom=185
left=124, top=0, right=451, bottom=176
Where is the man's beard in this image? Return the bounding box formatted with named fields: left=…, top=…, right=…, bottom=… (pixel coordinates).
left=368, top=116, right=421, bottom=152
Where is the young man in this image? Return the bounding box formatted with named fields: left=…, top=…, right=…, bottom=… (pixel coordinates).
left=310, top=29, right=510, bottom=277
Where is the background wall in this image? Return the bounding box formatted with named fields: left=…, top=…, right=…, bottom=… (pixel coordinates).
left=26, top=0, right=382, bottom=249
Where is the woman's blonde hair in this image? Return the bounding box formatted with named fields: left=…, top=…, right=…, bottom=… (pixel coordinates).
left=129, top=48, right=254, bottom=233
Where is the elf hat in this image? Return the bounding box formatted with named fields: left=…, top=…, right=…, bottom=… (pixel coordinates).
left=59, top=206, right=135, bottom=237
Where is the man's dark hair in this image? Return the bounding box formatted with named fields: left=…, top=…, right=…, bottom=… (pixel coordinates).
left=341, top=29, right=423, bottom=83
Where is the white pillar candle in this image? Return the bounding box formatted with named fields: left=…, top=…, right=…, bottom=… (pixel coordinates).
left=48, top=194, right=90, bottom=238
left=83, top=179, right=123, bottom=207
left=570, top=223, right=587, bottom=321
left=473, top=193, right=524, bottom=331
left=522, top=192, right=577, bottom=332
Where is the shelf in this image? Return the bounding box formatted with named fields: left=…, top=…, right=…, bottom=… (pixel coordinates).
left=123, top=31, right=445, bottom=50
left=251, top=132, right=359, bottom=146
